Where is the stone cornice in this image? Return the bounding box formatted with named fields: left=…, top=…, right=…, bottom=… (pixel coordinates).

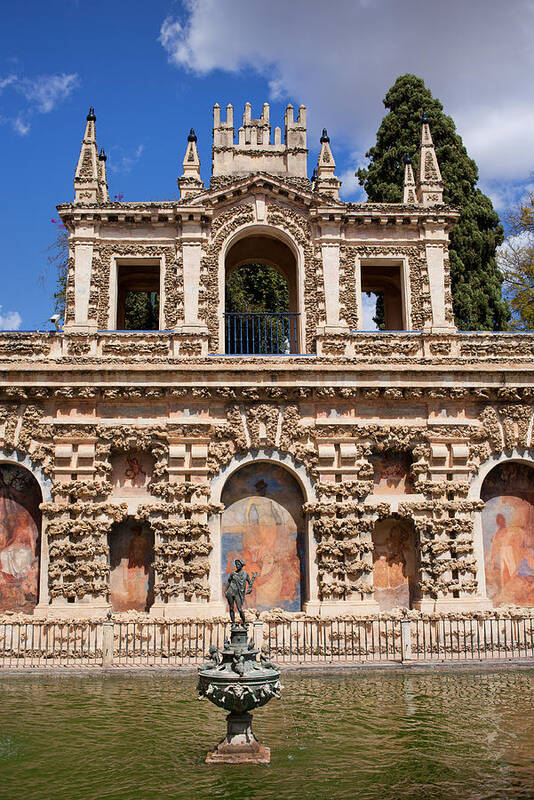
left=2, top=332, right=534, bottom=390
left=57, top=173, right=460, bottom=230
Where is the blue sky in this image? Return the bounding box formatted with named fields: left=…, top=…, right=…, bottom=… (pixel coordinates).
left=1, top=0, right=533, bottom=331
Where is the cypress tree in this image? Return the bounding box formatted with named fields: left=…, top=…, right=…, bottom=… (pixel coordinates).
left=357, top=74, right=509, bottom=331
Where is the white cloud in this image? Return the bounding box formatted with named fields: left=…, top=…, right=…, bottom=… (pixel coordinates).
left=339, top=151, right=368, bottom=201
left=0, top=75, right=17, bottom=91
left=108, top=143, right=145, bottom=174
left=159, top=0, right=534, bottom=197
left=0, top=71, right=79, bottom=136
left=498, top=230, right=534, bottom=265
left=11, top=116, right=30, bottom=136
left=481, top=179, right=534, bottom=214
left=454, top=107, right=534, bottom=183
left=17, top=73, right=79, bottom=113
left=0, top=307, right=22, bottom=331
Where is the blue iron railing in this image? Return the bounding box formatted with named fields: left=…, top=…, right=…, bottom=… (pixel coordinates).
left=225, top=312, right=300, bottom=355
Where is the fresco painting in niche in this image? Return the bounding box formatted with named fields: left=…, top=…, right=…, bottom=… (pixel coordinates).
left=0, top=464, right=42, bottom=613
left=221, top=463, right=305, bottom=612
left=370, top=452, right=413, bottom=495
left=372, top=518, right=418, bottom=611
left=481, top=463, right=534, bottom=607
left=110, top=452, right=154, bottom=498
left=109, top=520, right=155, bottom=611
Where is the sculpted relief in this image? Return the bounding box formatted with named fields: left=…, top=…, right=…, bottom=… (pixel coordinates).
left=370, top=451, right=414, bottom=495
left=111, top=452, right=154, bottom=499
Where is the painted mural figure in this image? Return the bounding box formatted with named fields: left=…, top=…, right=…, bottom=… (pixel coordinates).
left=221, top=463, right=305, bottom=612
left=372, top=519, right=417, bottom=611
left=225, top=559, right=256, bottom=625
left=486, top=510, right=534, bottom=605
left=481, top=463, right=534, bottom=607
left=109, top=522, right=154, bottom=612
left=0, top=465, right=41, bottom=613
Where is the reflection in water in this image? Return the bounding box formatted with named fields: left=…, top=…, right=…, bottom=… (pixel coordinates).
left=0, top=669, right=533, bottom=800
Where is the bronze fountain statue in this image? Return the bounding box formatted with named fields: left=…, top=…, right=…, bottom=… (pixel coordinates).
left=197, top=558, right=282, bottom=764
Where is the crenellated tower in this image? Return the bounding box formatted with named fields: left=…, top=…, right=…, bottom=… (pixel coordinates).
left=212, top=101, right=308, bottom=180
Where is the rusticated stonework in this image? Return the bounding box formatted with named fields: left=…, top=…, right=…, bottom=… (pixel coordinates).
left=1, top=102, right=533, bottom=620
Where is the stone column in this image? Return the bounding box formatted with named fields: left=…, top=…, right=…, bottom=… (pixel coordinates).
left=175, top=217, right=210, bottom=355
left=64, top=223, right=98, bottom=332
left=422, top=222, right=455, bottom=333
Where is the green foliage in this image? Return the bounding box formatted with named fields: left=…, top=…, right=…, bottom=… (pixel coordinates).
left=500, top=192, right=534, bottom=330
left=124, top=291, right=160, bottom=330
left=225, top=264, right=291, bottom=354
left=225, top=263, right=289, bottom=313
left=357, top=74, right=510, bottom=331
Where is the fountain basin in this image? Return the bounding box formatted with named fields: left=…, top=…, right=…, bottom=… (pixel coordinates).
left=197, top=624, right=282, bottom=763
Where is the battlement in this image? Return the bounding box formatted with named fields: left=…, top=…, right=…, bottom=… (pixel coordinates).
left=212, top=101, right=308, bottom=179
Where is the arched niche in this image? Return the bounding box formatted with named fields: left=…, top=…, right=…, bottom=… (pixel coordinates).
left=372, top=517, right=420, bottom=611
left=108, top=518, right=155, bottom=612
left=0, top=462, right=43, bottom=612
left=220, top=461, right=306, bottom=611
left=481, top=461, right=534, bottom=607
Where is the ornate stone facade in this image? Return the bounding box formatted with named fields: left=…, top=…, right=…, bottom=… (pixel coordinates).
left=1, top=102, right=534, bottom=619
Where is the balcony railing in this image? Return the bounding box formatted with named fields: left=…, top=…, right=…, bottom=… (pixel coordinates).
left=225, top=312, right=300, bottom=355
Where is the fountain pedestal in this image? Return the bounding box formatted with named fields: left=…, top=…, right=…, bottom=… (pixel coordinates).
left=206, top=711, right=270, bottom=764
left=197, top=624, right=281, bottom=765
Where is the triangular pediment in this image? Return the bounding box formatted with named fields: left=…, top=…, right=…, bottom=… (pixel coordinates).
left=186, top=171, right=317, bottom=210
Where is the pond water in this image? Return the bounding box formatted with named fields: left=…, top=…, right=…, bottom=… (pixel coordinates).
left=1, top=667, right=533, bottom=800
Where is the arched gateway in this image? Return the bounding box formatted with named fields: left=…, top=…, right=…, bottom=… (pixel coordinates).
left=220, top=462, right=306, bottom=611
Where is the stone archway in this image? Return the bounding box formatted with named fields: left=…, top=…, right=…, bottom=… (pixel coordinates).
left=108, top=517, right=155, bottom=612
left=0, top=463, right=42, bottom=612
left=481, top=461, right=534, bottom=607
left=372, top=517, right=419, bottom=611
left=220, top=461, right=306, bottom=611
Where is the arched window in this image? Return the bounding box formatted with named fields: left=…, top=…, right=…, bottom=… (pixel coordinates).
left=224, top=234, right=300, bottom=354
left=221, top=462, right=306, bottom=611
left=481, top=462, right=534, bottom=607
left=0, top=463, right=42, bottom=612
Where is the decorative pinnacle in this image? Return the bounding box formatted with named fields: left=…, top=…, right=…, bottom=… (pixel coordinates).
left=421, top=111, right=429, bottom=124
left=188, top=128, right=197, bottom=143
left=320, top=128, right=330, bottom=143
left=404, top=153, right=412, bottom=164
left=98, top=148, right=107, bottom=161
left=87, top=107, right=96, bottom=121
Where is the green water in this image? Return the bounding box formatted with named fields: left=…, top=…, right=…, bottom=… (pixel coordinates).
left=0, top=668, right=533, bottom=800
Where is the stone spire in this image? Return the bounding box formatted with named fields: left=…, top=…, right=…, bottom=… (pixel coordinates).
left=313, top=129, right=341, bottom=200
left=178, top=128, right=204, bottom=199
left=97, top=148, right=109, bottom=203
left=416, top=112, right=443, bottom=206
left=74, top=107, right=107, bottom=204
left=403, top=153, right=417, bottom=204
